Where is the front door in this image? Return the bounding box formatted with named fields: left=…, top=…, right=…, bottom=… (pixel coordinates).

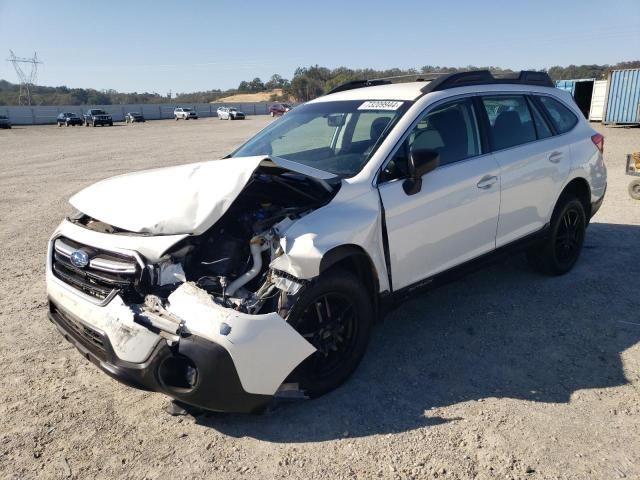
left=378, top=97, right=501, bottom=291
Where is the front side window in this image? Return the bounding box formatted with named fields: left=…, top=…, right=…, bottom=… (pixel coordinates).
left=537, top=95, right=578, bottom=134
left=232, top=100, right=410, bottom=177
left=482, top=95, right=536, bottom=150
left=380, top=98, right=481, bottom=182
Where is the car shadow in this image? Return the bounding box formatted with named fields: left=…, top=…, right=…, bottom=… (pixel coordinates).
left=195, top=222, right=640, bottom=442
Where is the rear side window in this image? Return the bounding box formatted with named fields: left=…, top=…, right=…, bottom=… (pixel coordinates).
left=481, top=95, right=536, bottom=150
left=537, top=96, right=578, bottom=134
left=527, top=98, right=553, bottom=139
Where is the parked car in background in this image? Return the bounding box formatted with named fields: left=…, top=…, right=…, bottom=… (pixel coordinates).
left=125, top=112, right=146, bottom=124
left=84, top=109, right=113, bottom=127
left=269, top=103, right=292, bottom=117
left=174, top=107, right=198, bottom=120
left=217, top=106, right=245, bottom=120
left=0, top=115, right=11, bottom=129
left=57, top=112, right=83, bottom=127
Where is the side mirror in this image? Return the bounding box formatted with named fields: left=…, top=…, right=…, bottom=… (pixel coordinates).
left=327, top=113, right=346, bottom=127
left=402, top=149, right=440, bottom=195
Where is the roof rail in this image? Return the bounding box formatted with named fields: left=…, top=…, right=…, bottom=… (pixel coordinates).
left=421, top=70, right=554, bottom=93
left=325, top=79, right=392, bottom=95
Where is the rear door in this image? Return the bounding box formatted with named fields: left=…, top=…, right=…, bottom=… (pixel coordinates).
left=479, top=94, right=571, bottom=247
left=378, top=97, right=501, bottom=290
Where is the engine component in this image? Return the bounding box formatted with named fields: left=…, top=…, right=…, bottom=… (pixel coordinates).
left=226, top=236, right=269, bottom=296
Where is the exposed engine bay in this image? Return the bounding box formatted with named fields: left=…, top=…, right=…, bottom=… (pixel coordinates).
left=72, top=164, right=339, bottom=315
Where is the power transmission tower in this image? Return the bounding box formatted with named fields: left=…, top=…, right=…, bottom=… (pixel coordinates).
left=7, top=50, right=43, bottom=105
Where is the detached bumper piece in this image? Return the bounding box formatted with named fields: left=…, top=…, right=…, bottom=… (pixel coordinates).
left=48, top=300, right=272, bottom=413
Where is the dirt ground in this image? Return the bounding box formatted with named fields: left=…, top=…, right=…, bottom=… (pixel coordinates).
left=0, top=117, right=639, bottom=480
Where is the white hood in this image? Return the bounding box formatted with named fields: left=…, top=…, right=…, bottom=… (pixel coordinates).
left=69, top=156, right=336, bottom=236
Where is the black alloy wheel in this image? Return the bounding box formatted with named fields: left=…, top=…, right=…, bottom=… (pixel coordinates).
left=527, top=195, right=586, bottom=275
left=286, top=269, right=373, bottom=397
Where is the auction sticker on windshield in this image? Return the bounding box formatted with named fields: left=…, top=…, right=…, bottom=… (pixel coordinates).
left=358, top=101, right=404, bottom=111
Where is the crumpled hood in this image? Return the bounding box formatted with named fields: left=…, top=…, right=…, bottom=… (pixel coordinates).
left=69, top=156, right=337, bottom=236
left=70, top=156, right=265, bottom=235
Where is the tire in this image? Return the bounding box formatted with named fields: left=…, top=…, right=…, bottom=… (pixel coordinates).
left=526, top=194, right=587, bottom=276
left=58, top=122, right=62, bottom=127
left=109, top=121, right=113, bottom=126
left=175, top=116, right=179, bottom=121
left=66, top=121, right=70, bottom=127
left=284, top=269, right=373, bottom=398
left=92, top=121, right=96, bottom=127
left=629, top=179, right=640, bottom=200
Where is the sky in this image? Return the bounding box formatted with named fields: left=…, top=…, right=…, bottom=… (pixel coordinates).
left=0, top=0, right=639, bottom=94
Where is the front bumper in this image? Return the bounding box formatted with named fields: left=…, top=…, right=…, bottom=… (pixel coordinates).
left=45, top=223, right=315, bottom=413
left=48, top=300, right=271, bottom=413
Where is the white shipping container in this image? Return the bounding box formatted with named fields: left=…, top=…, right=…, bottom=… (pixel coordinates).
left=589, top=80, right=608, bottom=121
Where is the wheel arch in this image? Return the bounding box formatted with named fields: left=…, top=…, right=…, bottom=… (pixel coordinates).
left=319, top=244, right=381, bottom=318
left=557, top=176, right=592, bottom=219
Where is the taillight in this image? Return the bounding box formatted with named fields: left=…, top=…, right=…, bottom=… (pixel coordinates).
left=591, top=133, right=604, bottom=154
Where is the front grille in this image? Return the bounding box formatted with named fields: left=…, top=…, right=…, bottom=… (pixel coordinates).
left=51, top=237, right=139, bottom=302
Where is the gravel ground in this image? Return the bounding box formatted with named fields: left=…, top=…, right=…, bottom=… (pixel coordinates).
left=0, top=118, right=639, bottom=480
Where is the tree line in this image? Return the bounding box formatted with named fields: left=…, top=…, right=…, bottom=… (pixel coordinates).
left=1, top=61, right=638, bottom=106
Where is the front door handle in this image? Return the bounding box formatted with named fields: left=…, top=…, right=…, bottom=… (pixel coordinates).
left=549, top=151, right=564, bottom=163
left=477, top=175, right=498, bottom=190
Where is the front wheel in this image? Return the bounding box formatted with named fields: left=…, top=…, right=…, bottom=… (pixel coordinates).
left=527, top=195, right=586, bottom=276
left=629, top=179, right=640, bottom=200
left=285, top=269, right=373, bottom=398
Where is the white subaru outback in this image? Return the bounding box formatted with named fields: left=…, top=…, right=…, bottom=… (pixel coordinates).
left=46, top=71, right=607, bottom=413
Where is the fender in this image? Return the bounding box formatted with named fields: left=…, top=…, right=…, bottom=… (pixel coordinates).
left=269, top=185, right=390, bottom=292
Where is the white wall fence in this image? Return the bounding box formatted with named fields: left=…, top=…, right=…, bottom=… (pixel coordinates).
left=0, top=102, right=277, bottom=125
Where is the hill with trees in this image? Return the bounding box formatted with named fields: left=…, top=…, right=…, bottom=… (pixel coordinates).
left=1, top=61, right=638, bottom=106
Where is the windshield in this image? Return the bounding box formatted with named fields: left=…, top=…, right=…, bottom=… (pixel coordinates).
left=91, top=110, right=106, bottom=115
left=183, top=108, right=192, bottom=112
left=231, top=100, right=410, bottom=177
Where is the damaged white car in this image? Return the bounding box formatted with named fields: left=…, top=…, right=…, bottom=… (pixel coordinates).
left=46, top=70, right=607, bottom=413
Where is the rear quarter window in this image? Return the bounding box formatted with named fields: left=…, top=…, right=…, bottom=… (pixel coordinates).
left=537, top=96, right=578, bottom=134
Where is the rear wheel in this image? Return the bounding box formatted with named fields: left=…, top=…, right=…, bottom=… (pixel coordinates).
left=527, top=195, right=586, bottom=275
left=285, top=269, right=373, bottom=398
left=629, top=179, right=640, bottom=200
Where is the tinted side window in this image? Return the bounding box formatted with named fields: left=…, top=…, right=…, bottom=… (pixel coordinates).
left=482, top=95, right=536, bottom=150
left=380, top=98, right=480, bottom=182
left=527, top=97, right=553, bottom=139
left=537, top=96, right=578, bottom=134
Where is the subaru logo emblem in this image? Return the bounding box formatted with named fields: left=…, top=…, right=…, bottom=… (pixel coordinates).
left=70, top=249, right=89, bottom=268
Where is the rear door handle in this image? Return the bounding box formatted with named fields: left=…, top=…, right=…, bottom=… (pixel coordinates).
left=477, top=175, right=498, bottom=190
left=549, top=151, right=564, bottom=163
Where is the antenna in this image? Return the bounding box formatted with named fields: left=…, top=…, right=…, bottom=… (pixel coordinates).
left=7, top=50, right=43, bottom=105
